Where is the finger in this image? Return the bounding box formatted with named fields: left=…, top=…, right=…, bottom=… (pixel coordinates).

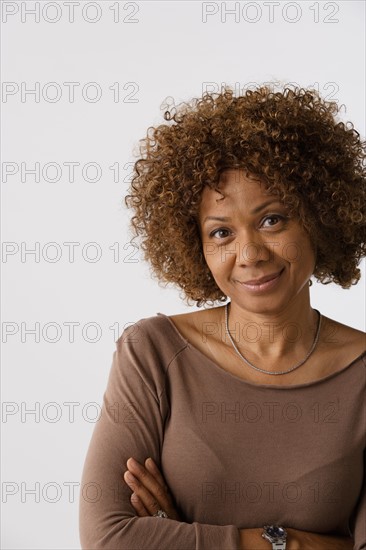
left=144, top=458, right=168, bottom=490
left=124, top=462, right=172, bottom=515
left=125, top=458, right=183, bottom=522
left=123, top=470, right=166, bottom=517
left=127, top=458, right=169, bottom=499
left=130, top=492, right=150, bottom=517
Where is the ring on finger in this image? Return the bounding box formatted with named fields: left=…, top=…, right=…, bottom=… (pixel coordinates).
left=153, top=508, right=169, bottom=518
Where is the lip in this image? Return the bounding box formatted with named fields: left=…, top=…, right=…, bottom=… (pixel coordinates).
left=236, top=269, right=284, bottom=293
left=241, top=270, right=284, bottom=285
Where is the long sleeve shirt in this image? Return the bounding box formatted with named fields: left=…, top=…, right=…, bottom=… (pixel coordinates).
left=79, top=312, right=366, bottom=549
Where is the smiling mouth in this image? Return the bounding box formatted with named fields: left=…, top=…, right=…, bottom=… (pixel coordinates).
left=240, top=269, right=284, bottom=285
left=235, top=268, right=284, bottom=291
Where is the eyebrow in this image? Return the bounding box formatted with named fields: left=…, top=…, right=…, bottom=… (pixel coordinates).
left=202, top=199, right=283, bottom=224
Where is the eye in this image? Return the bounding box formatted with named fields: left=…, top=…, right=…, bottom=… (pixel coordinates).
left=209, top=228, right=232, bottom=239
left=261, top=215, right=286, bottom=228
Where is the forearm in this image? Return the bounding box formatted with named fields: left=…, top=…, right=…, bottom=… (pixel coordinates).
left=239, top=527, right=354, bottom=550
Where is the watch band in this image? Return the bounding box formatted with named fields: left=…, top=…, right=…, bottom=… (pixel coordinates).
left=262, top=525, right=287, bottom=549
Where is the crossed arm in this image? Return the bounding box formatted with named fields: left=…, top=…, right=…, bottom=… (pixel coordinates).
left=80, top=332, right=365, bottom=549
left=124, top=456, right=354, bottom=550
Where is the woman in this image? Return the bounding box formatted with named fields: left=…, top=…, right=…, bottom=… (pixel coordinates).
left=79, top=85, right=366, bottom=549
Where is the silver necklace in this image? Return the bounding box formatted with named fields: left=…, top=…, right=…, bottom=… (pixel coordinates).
left=224, top=302, right=322, bottom=375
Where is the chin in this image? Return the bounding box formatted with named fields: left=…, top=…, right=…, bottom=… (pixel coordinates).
left=232, top=293, right=289, bottom=314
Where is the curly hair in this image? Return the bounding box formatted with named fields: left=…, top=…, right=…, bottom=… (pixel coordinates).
left=124, top=84, right=366, bottom=307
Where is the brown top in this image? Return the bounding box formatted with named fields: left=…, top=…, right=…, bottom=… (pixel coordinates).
left=79, top=313, right=366, bottom=550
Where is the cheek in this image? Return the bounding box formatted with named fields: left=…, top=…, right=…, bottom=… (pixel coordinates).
left=203, top=247, right=224, bottom=275
left=280, top=242, right=304, bottom=263
left=282, top=235, right=315, bottom=270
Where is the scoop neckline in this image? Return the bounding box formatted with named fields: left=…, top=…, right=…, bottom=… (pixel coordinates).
left=157, top=312, right=366, bottom=390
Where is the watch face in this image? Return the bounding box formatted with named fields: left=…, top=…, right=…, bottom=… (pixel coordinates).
left=263, top=525, right=287, bottom=541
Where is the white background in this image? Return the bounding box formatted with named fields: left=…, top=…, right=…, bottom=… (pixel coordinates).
left=1, top=1, right=365, bottom=548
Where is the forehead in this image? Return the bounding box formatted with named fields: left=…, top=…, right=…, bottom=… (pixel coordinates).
left=198, top=170, right=271, bottom=214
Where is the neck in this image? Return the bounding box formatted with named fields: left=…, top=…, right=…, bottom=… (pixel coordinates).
left=224, top=292, right=320, bottom=364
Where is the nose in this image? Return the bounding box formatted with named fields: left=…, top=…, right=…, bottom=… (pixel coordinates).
left=229, top=230, right=272, bottom=266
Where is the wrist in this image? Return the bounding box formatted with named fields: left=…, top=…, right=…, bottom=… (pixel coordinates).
left=282, top=528, right=300, bottom=550
left=239, top=527, right=299, bottom=550
left=239, top=528, right=267, bottom=550
left=262, top=525, right=288, bottom=550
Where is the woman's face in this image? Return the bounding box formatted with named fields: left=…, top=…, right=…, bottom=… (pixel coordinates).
left=198, top=169, right=316, bottom=315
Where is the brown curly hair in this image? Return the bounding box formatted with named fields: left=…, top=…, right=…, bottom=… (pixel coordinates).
left=124, top=85, right=366, bottom=307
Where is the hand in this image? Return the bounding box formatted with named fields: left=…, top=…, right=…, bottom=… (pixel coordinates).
left=286, top=527, right=354, bottom=550
left=239, top=527, right=354, bottom=550
left=123, top=456, right=182, bottom=521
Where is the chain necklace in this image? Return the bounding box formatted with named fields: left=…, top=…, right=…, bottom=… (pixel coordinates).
left=224, top=302, right=322, bottom=375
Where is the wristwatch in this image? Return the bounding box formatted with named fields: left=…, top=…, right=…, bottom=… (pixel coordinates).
left=262, top=525, right=287, bottom=549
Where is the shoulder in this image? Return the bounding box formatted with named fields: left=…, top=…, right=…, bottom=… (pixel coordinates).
left=116, top=312, right=190, bottom=365
left=320, top=315, right=366, bottom=365
left=110, top=314, right=191, bottom=398
left=168, top=306, right=223, bottom=341
left=117, top=313, right=172, bottom=345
